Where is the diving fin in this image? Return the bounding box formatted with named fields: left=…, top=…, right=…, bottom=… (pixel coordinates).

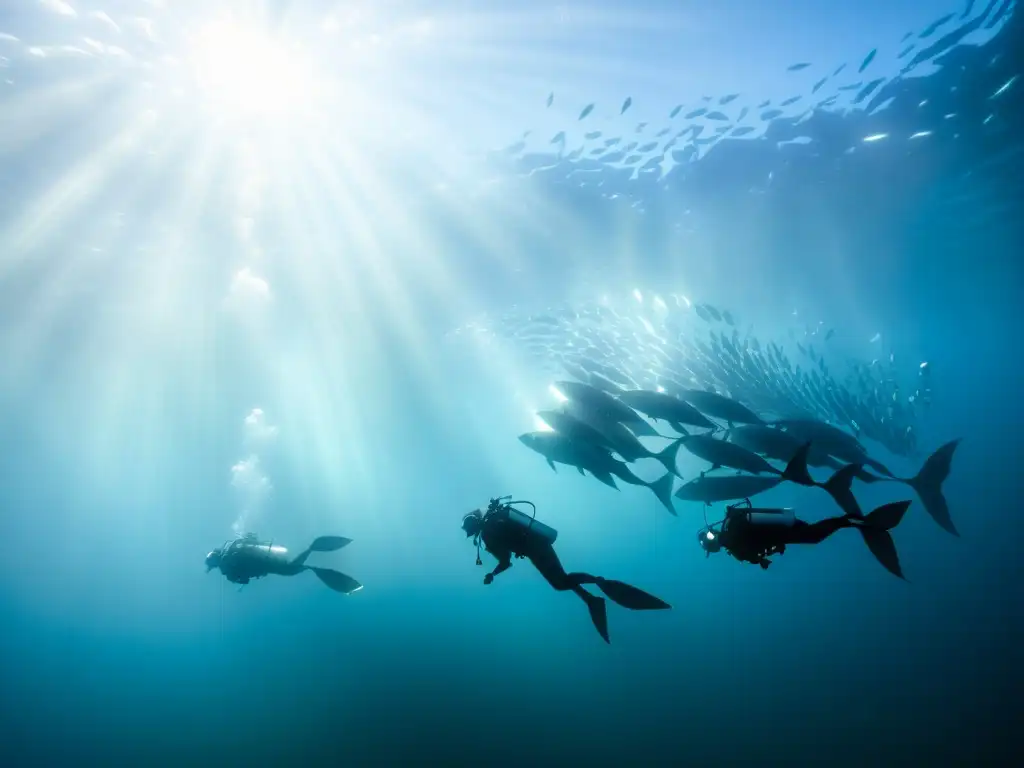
left=854, top=501, right=911, bottom=580
left=310, top=536, right=353, bottom=552
left=310, top=567, right=363, bottom=594
left=863, top=500, right=912, bottom=531
left=585, top=595, right=610, bottom=644
left=596, top=578, right=672, bottom=611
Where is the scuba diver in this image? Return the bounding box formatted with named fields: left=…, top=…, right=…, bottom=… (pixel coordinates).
left=206, top=532, right=363, bottom=594
left=697, top=498, right=913, bottom=580
left=462, top=497, right=671, bottom=643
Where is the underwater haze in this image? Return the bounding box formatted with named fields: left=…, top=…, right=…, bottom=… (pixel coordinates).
left=0, top=0, right=1022, bottom=766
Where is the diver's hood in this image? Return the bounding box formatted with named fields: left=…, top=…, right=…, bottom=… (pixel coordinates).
left=205, top=549, right=223, bottom=572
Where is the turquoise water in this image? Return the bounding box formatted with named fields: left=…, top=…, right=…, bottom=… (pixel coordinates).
left=0, top=2, right=1021, bottom=765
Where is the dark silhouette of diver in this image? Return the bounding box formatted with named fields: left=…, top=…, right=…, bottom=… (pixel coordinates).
left=697, top=497, right=912, bottom=580
left=205, top=532, right=363, bottom=594
left=462, top=497, right=671, bottom=643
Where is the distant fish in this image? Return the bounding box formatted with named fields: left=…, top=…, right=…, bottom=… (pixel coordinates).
left=787, top=62, right=811, bottom=71
left=761, top=109, right=783, bottom=120
left=578, top=103, right=595, bottom=120
left=674, top=473, right=783, bottom=504
left=616, top=389, right=717, bottom=430
left=685, top=107, right=708, bottom=119
left=679, top=434, right=779, bottom=475
left=670, top=105, right=683, bottom=118
left=706, top=111, right=729, bottom=121
left=731, top=126, right=755, bottom=137
left=812, top=77, right=828, bottom=93
left=920, top=13, right=954, bottom=38
left=547, top=92, right=554, bottom=107
left=719, top=93, right=739, bottom=105
left=858, top=48, right=877, bottom=73
left=780, top=96, right=801, bottom=106
left=518, top=431, right=677, bottom=515
left=679, top=390, right=764, bottom=426
left=620, top=96, right=632, bottom=115
left=833, top=63, right=847, bottom=76
left=898, top=44, right=914, bottom=59
left=853, top=78, right=885, bottom=104
left=869, top=332, right=881, bottom=343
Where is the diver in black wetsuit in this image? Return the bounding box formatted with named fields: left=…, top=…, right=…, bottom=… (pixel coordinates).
left=697, top=498, right=913, bottom=579
left=462, top=497, right=671, bottom=643
left=205, top=532, right=363, bottom=594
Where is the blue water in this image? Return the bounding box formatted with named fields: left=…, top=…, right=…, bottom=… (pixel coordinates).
left=0, top=1, right=1021, bottom=766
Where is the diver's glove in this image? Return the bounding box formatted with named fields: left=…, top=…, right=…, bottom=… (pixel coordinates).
left=484, top=573, right=494, bottom=585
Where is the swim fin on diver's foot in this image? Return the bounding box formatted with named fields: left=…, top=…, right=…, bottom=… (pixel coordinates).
left=594, top=578, right=672, bottom=611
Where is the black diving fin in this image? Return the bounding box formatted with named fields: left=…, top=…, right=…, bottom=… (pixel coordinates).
left=310, top=567, right=363, bottom=594
left=310, top=536, right=353, bottom=552
left=595, top=578, right=672, bottom=611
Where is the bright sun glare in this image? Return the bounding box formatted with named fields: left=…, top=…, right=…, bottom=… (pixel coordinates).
left=188, top=19, right=320, bottom=119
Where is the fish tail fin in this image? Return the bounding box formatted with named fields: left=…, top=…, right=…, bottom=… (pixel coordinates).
left=781, top=442, right=815, bottom=486
left=907, top=439, right=961, bottom=537
left=647, top=472, right=677, bottom=516
left=823, top=463, right=865, bottom=518
left=593, top=469, right=620, bottom=490
left=656, top=438, right=684, bottom=478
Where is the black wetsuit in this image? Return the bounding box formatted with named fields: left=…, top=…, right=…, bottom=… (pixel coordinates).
left=218, top=540, right=314, bottom=585
left=718, top=512, right=852, bottom=569
left=213, top=536, right=362, bottom=594
left=475, top=511, right=671, bottom=643
left=480, top=517, right=600, bottom=597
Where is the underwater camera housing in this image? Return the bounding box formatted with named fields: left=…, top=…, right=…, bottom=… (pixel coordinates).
left=698, top=527, right=723, bottom=556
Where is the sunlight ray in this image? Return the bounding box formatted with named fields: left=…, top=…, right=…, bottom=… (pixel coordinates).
left=0, top=115, right=212, bottom=388
left=0, top=72, right=120, bottom=156
left=84, top=129, right=233, bottom=492
left=0, top=106, right=163, bottom=278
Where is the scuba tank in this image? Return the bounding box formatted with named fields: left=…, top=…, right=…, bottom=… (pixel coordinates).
left=741, top=507, right=795, bottom=528
left=225, top=533, right=291, bottom=568
left=486, top=497, right=558, bottom=544
left=726, top=499, right=795, bottom=529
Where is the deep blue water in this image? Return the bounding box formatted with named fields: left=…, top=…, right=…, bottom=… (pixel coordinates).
left=0, top=2, right=1022, bottom=766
